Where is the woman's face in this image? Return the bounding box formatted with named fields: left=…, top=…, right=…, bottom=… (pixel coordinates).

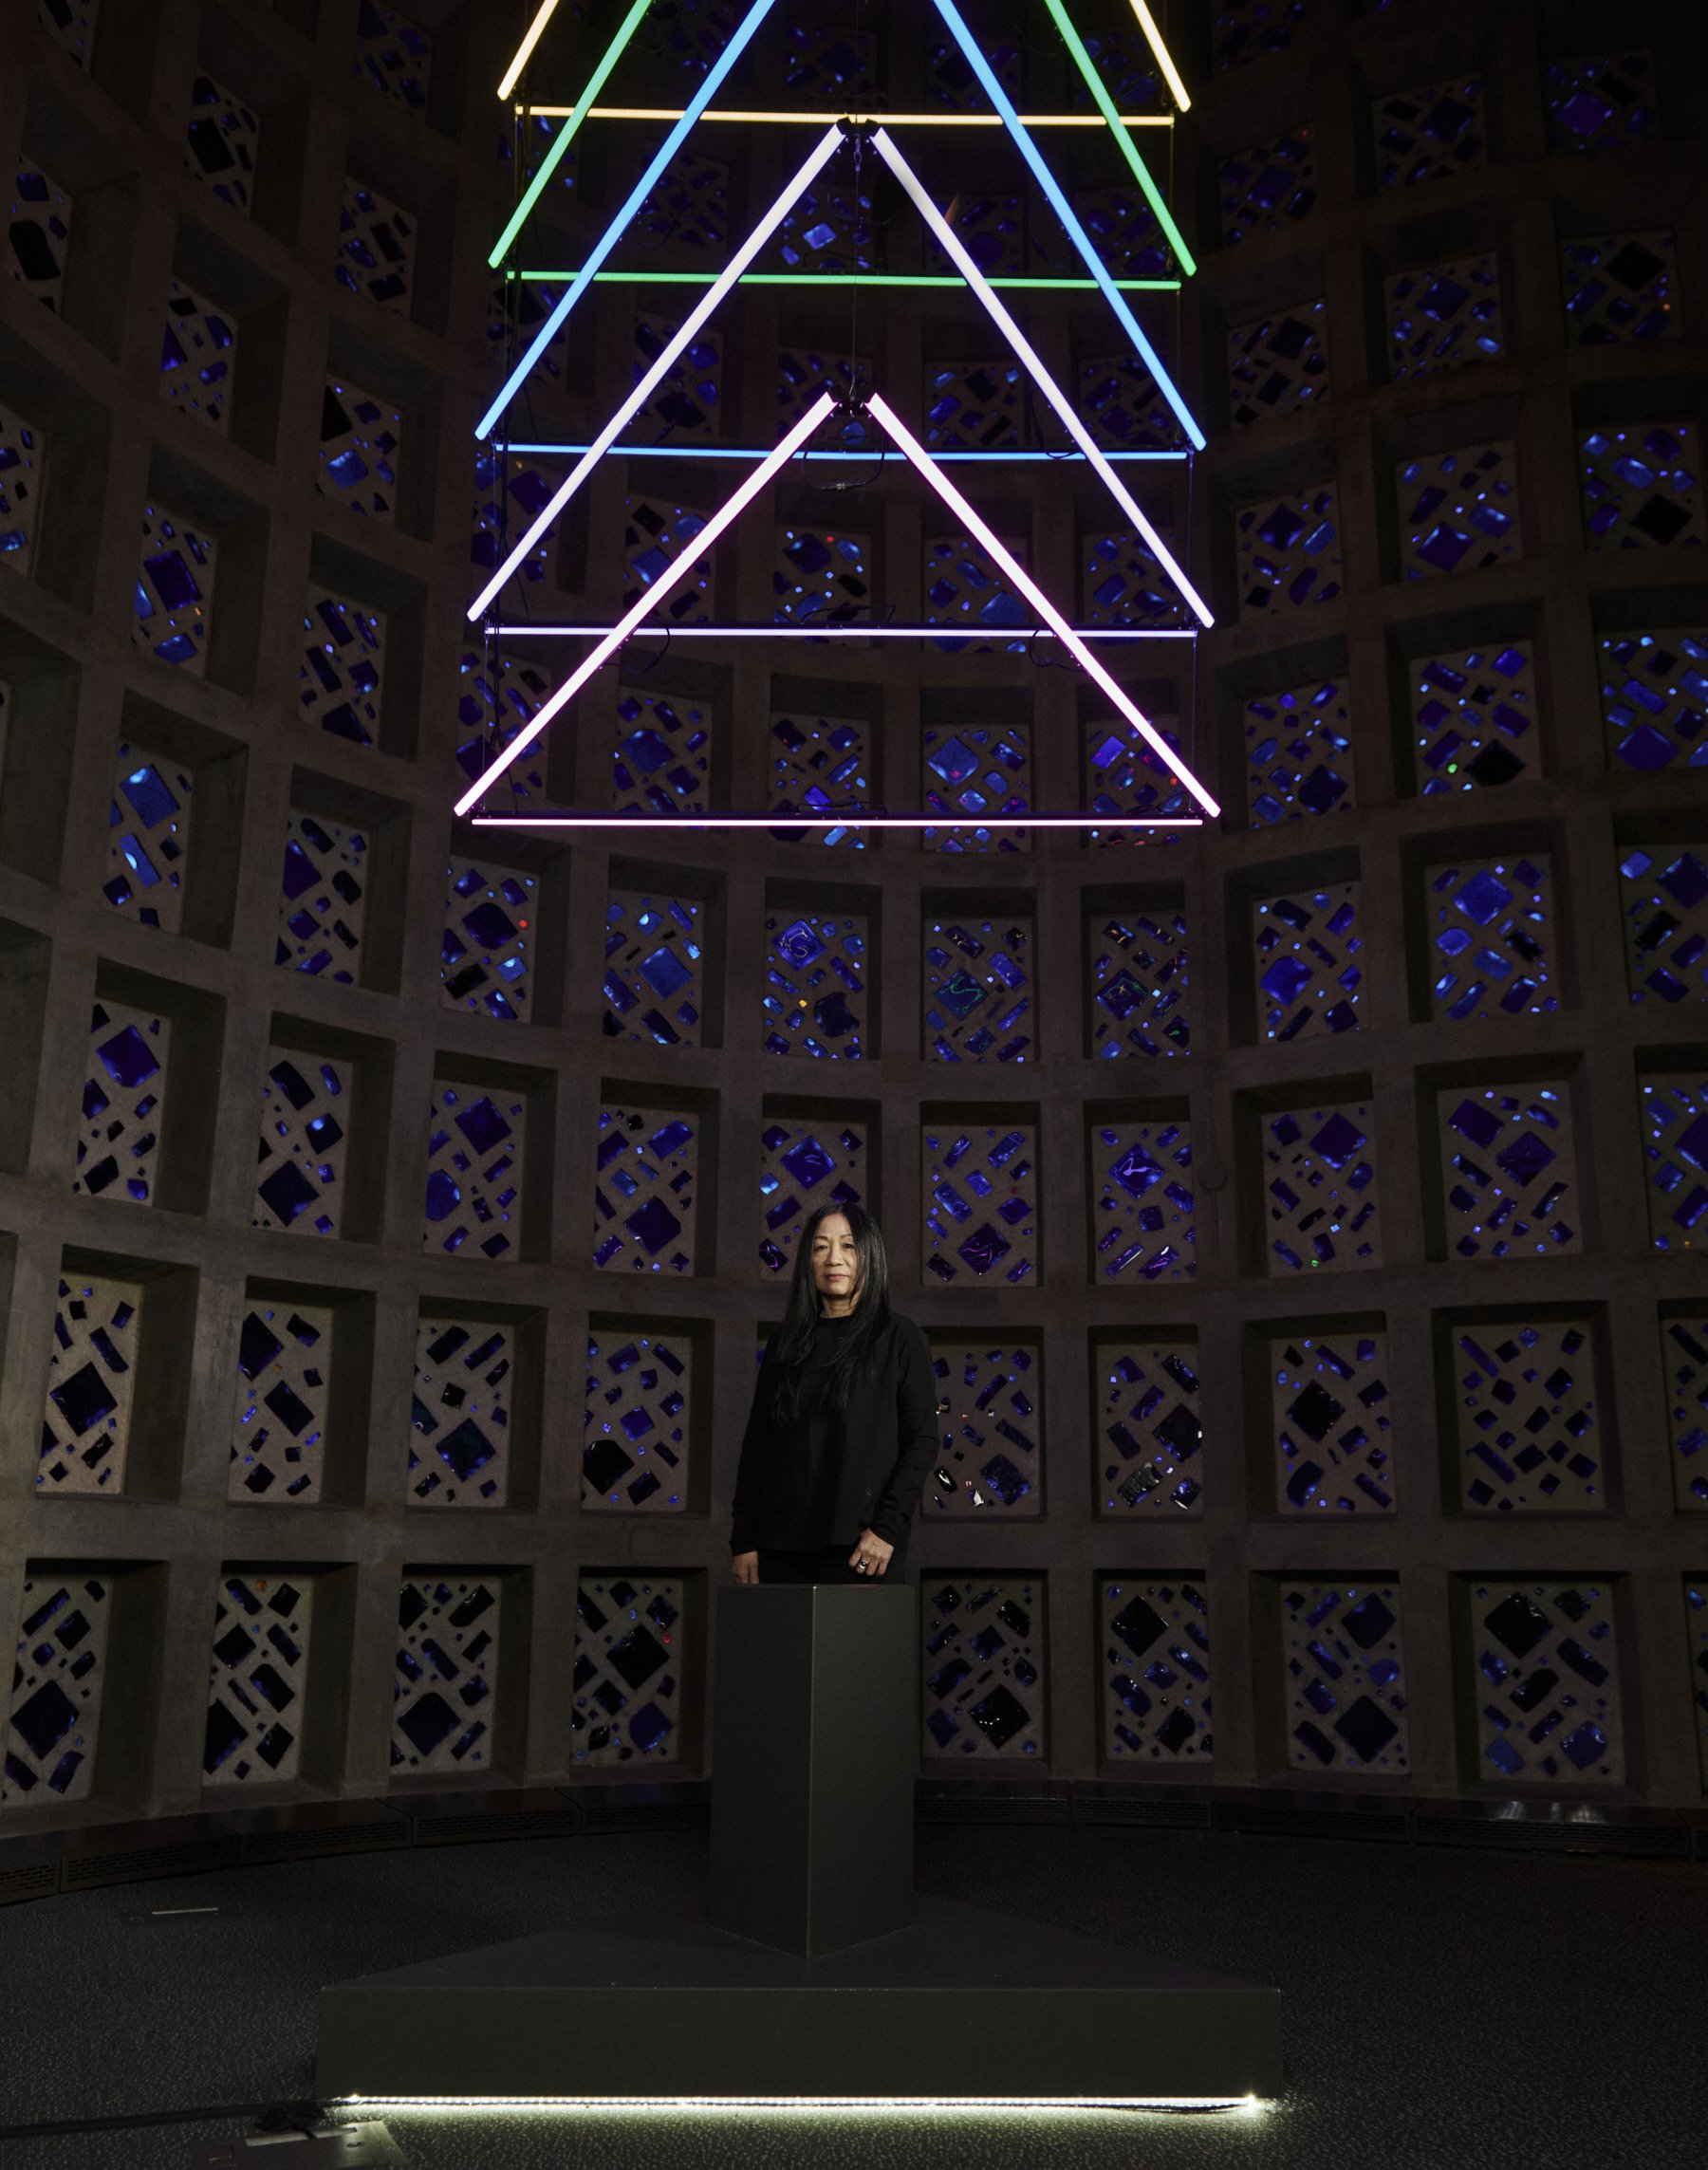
left=810, top=1213, right=862, bottom=1308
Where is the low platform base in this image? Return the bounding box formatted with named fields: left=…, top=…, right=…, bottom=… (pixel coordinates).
left=316, top=1893, right=1281, bottom=2103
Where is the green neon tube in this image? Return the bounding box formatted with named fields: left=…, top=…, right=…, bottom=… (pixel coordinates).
left=1042, top=0, right=1197, bottom=278
left=488, top=0, right=653, bottom=269
left=512, top=270, right=1179, bottom=290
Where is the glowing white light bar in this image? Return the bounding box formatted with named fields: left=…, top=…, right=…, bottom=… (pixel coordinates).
left=873, top=128, right=1211, bottom=627
left=496, top=0, right=561, bottom=99
left=470, top=125, right=844, bottom=618
left=472, top=814, right=1203, bottom=830
left=476, top=0, right=779, bottom=440
left=863, top=391, right=1218, bottom=817
left=1129, top=0, right=1192, bottom=111
left=929, top=0, right=1204, bottom=451
left=487, top=623, right=1196, bottom=640
left=455, top=394, right=835, bottom=815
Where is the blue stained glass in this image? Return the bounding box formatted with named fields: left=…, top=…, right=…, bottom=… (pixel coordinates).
left=97, top=1026, right=159, bottom=1089
left=780, top=1136, right=835, bottom=1190
left=927, top=734, right=980, bottom=786
left=621, top=727, right=672, bottom=773
left=119, top=765, right=178, bottom=827
left=635, top=946, right=690, bottom=1000
left=1260, top=956, right=1312, bottom=1005
left=625, top=1196, right=681, bottom=1254
left=773, top=918, right=826, bottom=967
left=118, top=837, right=159, bottom=886
left=957, top=1224, right=1011, bottom=1273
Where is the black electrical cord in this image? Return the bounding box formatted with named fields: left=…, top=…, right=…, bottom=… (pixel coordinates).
left=0, top=2097, right=325, bottom=2144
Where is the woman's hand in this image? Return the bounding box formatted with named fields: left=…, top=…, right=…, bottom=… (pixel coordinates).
left=733, top=1550, right=760, bottom=1585
left=847, top=1528, right=894, bottom=1577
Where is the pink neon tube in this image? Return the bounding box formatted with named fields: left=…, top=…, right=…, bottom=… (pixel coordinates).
left=454, top=393, right=836, bottom=816
left=863, top=392, right=1220, bottom=818
left=471, top=814, right=1203, bottom=829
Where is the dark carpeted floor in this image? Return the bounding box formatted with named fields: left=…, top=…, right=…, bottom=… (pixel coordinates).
left=0, top=1822, right=1702, bottom=2170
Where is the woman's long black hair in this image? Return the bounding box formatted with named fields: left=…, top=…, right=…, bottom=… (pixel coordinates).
left=767, top=1201, right=890, bottom=1421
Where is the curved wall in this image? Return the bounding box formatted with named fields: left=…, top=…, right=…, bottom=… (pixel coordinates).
left=0, top=0, right=1704, bottom=1822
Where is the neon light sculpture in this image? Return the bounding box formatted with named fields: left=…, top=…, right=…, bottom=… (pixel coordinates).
left=471, top=0, right=1213, bottom=835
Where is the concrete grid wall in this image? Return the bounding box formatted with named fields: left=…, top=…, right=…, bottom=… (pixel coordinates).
left=0, top=0, right=1704, bottom=1819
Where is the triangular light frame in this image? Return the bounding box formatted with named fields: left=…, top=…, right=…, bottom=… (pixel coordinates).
left=455, top=385, right=1219, bottom=823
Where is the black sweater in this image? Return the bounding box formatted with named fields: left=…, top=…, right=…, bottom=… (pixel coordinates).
left=730, top=1309, right=938, bottom=1554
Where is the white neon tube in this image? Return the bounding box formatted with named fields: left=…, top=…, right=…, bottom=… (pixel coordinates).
left=874, top=128, right=1211, bottom=628
left=469, top=125, right=844, bottom=621
left=476, top=0, right=778, bottom=440
left=454, top=394, right=835, bottom=816
left=863, top=391, right=1219, bottom=817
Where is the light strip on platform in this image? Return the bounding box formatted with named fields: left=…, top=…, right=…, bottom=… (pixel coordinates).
left=477, top=0, right=778, bottom=437
left=1128, top=1, right=1193, bottom=112
left=928, top=0, right=1203, bottom=449
left=490, top=0, right=653, bottom=264
left=863, top=389, right=1216, bottom=815
left=1041, top=0, right=1195, bottom=274
left=872, top=128, right=1211, bottom=625
left=455, top=395, right=834, bottom=814
left=338, top=2094, right=1260, bottom=2112
left=472, top=125, right=843, bottom=616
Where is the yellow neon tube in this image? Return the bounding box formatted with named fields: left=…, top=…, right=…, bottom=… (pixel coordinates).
left=497, top=0, right=560, bottom=100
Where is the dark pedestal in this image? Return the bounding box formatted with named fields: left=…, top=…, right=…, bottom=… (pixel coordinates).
left=315, top=1892, right=1283, bottom=2103
left=708, top=1582, right=915, bottom=1957
left=314, top=1579, right=1286, bottom=2105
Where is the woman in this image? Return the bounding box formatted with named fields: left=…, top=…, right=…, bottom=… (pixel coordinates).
left=730, top=1202, right=937, bottom=1585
